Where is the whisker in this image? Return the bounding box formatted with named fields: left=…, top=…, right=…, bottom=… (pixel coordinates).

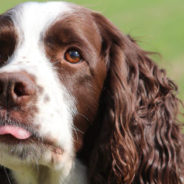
left=72, top=126, right=84, bottom=135
left=77, top=113, right=90, bottom=122
left=72, top=125, right=79, bottom=141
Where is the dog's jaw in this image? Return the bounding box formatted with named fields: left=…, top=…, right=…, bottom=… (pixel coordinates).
left=0, top=138, right=88, bottom=184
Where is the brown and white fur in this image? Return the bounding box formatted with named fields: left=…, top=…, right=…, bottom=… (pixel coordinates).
left=0, top=2, right=183, bottom=184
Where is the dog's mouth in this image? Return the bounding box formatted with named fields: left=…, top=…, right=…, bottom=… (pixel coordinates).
left=0, top=118, right=63, bottom=155
left=0, top=115, right=38, bottom=144
left=0, top=110, right=35, bottom=142
left=0, top=125, right=32, bottom=140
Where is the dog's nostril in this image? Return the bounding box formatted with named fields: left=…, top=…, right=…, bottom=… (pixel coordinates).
left=0, top=72, right=36, bottom=108
left=14, top=82, right=26, bottom=97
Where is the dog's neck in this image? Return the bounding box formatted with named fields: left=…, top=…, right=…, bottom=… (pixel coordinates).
left=11, top=160, right=87, bottom=184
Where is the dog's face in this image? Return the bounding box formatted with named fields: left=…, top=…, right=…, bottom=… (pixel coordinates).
left=0, top=2, right=106, bottom=172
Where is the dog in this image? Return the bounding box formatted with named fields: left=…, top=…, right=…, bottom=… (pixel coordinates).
left=0, top=2, right=183, bottom=184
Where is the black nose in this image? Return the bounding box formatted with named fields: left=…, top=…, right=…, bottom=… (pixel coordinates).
left=0, top=72, right=36, bottom=108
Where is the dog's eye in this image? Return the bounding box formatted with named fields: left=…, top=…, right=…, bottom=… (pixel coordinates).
left=64, top=49, right=82, bottom=64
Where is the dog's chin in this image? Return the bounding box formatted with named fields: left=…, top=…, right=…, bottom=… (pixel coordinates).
left=0, top=117, right=72, bottom=170
left=0, top=135, right=70, bottom=172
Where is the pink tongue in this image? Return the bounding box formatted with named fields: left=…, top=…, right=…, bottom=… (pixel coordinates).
left=0, top=125, right=31, bottom=140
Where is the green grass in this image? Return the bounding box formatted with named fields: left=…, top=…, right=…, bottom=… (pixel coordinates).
left=0, top=0, right=184, bottom=121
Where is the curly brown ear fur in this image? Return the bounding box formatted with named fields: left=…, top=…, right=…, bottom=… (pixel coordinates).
left=78, top=12, right=184, bottom=184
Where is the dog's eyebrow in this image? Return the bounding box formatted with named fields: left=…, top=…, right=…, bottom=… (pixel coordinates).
left=44, top=12, right=101, bottom=50
left=45, top=25, right=87, bottom=48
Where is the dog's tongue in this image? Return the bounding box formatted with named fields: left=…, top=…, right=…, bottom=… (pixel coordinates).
left=0, top=125, right=31, bottom=140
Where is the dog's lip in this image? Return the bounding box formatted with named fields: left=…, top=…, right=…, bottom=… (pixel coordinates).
left=0, top=123, right=64, bottom=155
left=0, top=125, right=32, bottom=140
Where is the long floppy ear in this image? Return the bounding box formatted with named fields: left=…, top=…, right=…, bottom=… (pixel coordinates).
left=78, top=12, right=184, bottom=184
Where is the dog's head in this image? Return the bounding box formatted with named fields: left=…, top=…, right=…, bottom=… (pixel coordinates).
left=0, top=2, right=183, bottom=184
left=0, top=1, right=109, bottom=174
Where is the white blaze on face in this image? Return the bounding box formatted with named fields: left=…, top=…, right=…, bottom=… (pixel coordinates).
left=0, top=1, right=77, bottom=167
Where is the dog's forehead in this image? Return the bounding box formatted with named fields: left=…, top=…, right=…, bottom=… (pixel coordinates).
left=9, top=1, right=75, bottom=34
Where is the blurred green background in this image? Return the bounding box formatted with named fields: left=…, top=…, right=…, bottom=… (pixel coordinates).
left=0, top=0, right=184, bottom=111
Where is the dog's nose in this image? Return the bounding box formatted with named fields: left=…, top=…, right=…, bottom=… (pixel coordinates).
left=0, top=72, right=36, bottom=108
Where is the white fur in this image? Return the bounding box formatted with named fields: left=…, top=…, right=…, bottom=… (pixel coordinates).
left=0, top=2, right=87, bottom=184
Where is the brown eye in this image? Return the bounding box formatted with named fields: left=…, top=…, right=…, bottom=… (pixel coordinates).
left=64, top=49, right=82, bottom=63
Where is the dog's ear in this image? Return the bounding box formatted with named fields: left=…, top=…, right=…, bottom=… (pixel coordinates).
left=90, top=12, right=139, bottom=184
left=79, top=11, right=184, bottom=184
